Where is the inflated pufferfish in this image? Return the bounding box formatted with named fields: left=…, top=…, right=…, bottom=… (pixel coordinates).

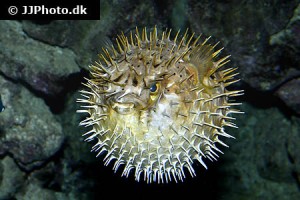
left=77, top=27, right=243, bottom=183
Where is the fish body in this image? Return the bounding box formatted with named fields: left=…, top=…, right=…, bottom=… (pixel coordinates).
left=77, top=27, right=243, bottom=183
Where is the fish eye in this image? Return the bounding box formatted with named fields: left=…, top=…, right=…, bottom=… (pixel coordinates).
left=149, top=83, right=159, bottom=93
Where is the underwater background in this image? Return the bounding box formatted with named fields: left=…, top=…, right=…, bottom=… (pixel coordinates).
left=0, top=0, right=299, bottom=199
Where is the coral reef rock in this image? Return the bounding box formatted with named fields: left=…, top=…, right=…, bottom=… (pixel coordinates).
left=0, top=76, right=64, bottom=171
left=0, top=20, right=80, bottom=96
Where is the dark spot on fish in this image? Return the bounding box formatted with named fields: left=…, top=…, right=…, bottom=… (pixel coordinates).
left=133, top=76, right=138, bottom=87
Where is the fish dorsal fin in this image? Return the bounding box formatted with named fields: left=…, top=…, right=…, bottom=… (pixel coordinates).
left=189, top=44, right=214, bottom=86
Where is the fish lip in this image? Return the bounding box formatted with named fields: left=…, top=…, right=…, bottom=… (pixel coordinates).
left=108, top=93, right=148, bottom=114
left=111, top=102, right=135, bottom=114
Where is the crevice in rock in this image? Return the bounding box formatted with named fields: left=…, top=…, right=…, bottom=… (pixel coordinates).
left=6, top=138, right=67, bottom=174
left=291, top=171, right=300, bottom=191
left=0, top=69, right=88, bottom=115
left=239, top=81, right=299, bottom=118
left=42, top=70, right=88, bottom=114
left=286, top=147, right=300, bottom=190
left=21, top=20, right=69, bottom=49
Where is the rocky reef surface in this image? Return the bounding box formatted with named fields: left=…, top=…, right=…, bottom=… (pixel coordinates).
left=0, top=0, right=299, bottom=199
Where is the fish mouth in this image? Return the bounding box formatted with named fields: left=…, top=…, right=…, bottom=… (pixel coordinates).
left=111, top=102, right=135, bottom=114
left=109, top=93, right=149, bottom=114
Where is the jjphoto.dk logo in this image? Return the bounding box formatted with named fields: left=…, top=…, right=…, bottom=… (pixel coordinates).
left=8, top=5, right=87, bottom=15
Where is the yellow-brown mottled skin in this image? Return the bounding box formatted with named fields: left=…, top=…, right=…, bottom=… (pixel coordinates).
left=77, top=27, right=243, bottom=183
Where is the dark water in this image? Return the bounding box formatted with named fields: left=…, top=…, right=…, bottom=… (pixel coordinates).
left=0, top=0, right=299, bottom=199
